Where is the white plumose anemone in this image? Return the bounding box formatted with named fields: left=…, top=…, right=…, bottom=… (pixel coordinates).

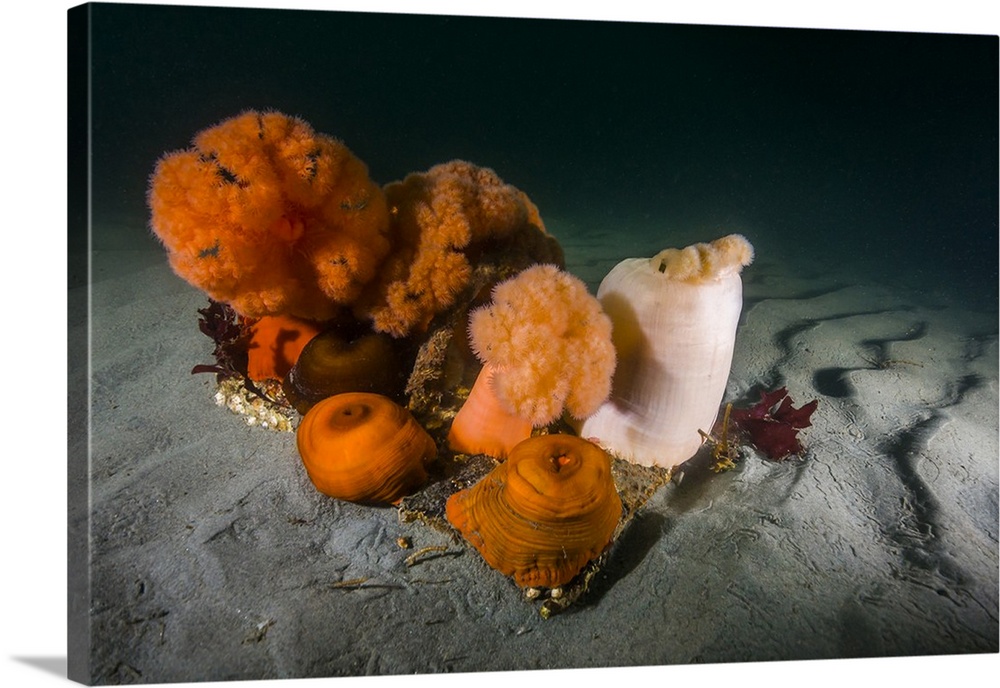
left=577, top=234, right=753, bottom=469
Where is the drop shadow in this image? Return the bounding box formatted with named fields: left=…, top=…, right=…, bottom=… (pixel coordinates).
left=11, top=656, right=66, bottom=678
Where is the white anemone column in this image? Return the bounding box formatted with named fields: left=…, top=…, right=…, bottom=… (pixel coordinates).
left=578, top=234, right=753, bottom=469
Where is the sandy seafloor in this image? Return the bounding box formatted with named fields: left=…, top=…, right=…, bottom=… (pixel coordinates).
left=70, top=212, right=998, bottom=684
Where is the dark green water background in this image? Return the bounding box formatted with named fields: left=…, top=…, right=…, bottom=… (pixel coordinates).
left=79, top=3, right=998, bottom=308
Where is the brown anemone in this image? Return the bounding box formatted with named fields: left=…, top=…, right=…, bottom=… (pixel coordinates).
left=445, top=434, right=622, bottom=589
left=296, top=392, right=436, bottom=504
left=282, top=329, right=403, bottom=415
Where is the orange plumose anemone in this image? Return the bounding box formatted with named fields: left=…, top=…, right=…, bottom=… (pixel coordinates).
left=148, top=110, right=392, bottom=321
left=447, top=264, right=616, bottom=459
left=356, top=160, right=560, bottom=338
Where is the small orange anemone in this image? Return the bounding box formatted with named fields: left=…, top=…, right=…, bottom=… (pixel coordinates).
left=245, top=315, right=324, bottom=383
left=148, top=110, right=392, bottom=321
left=296, top=393, right=436, bottom=504
left=447, top=264, right=616, bottom=459
left=444, top=364, right=533, bottom=458
left=445, top=434, right=622, bottom=589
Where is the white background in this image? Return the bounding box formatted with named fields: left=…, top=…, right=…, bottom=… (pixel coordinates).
left=3, top=1, right=997, bottom=686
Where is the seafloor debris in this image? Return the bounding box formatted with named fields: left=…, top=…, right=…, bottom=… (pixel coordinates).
left=699, top=402, right=739, bottom=473
left=860, top=353, right=924, bottom=370
left=213, top=375, right=297, bottom=432
left=403, top=545, right=453, bottom=568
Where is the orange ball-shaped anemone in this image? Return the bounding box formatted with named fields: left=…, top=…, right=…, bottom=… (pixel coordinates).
left=148, top=110, right=392, bottom=321
left=245, top=315, right=324, bottom=383
left=296, top=393, right=437, bottom=505
left=445, top=434, right=623, bottom=589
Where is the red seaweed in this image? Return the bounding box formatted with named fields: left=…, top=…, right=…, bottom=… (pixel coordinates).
left=191, top=300, right=290, bottom=406
left=727, top=386, right=818, bottom=460
left=191, top=299, right=251, bottom=380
